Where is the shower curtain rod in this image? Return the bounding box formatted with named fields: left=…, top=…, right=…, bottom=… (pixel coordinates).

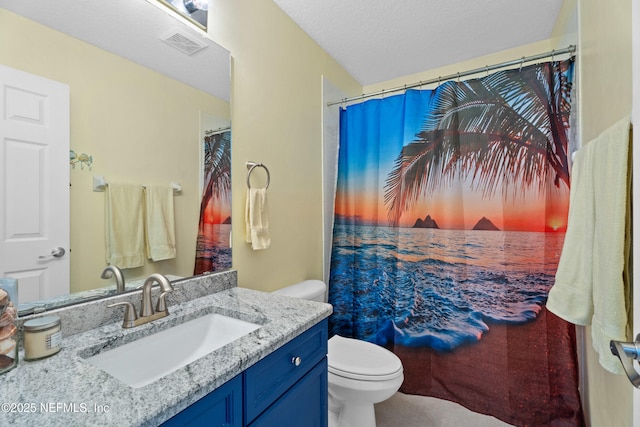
left=327, top=44, right=576, bottom=107
left=208, top=126, right=231, bottom=134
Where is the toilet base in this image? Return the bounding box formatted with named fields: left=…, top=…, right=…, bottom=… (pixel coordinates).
left=339, top=402, right=376, bottom=427
left=329, top=391, right=377, bottom=427
left=328, top=406, right=340, bottom=427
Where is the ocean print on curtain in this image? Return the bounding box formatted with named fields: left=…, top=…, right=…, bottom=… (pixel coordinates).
left=194, top=129, right=232, bottom=274
left=328, top=59, right=583, bottom=426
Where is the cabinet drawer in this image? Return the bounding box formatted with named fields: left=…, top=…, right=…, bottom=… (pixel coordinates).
left=244, top=319, right=328, bottom=422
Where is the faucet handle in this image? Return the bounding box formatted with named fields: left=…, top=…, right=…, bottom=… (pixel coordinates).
left=108, top=301, right=138, bottom=328
left=156, top=291, right=171, bottom=314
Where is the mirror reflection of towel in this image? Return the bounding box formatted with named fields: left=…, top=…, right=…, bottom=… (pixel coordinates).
left=245, top=188, right=271, bottom=250
left=105, top=183, right=145, bottom=268
left=144, top=185, right=176, bottom=261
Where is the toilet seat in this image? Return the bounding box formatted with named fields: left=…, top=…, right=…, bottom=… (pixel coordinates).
left=328, top=335, right=403, bottom=381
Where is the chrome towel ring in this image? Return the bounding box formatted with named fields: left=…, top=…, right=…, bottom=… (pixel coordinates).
left=246, top=161, right=270, bottom=190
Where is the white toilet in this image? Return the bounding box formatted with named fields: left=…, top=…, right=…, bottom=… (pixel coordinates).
left=273, top=280, right=404, bottom=427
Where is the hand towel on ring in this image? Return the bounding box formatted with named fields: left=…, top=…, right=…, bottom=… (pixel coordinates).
left=245, top=188, right=271, bottom=250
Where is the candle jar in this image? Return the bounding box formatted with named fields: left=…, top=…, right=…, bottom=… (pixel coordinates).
left=23, top=316, right=62, bottom=361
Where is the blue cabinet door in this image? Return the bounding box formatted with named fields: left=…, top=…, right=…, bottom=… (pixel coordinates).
left=161, top=374, right=243, bottom=427
left=245, top=319, right=328, bottom=422
left=248, top=359, right=328, bottom=427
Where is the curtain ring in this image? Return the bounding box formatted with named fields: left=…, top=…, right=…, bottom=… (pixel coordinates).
left=457, top=72, right=460, bottom=82
left=437, top=76, right=441, bottom=86
left=519, top=57, right=525, bottom=72
left=551, top=49, right=556, bottom=62
left=485, top=65, right=489, bottom=76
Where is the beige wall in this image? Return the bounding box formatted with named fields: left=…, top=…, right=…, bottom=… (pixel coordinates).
left=0, top=9, right=230, bottom=292
left=208, top=0, right=361, bottom=291
left=577, top=0, right=634, bottom=426
left=578, top=0, right=633, bottom=142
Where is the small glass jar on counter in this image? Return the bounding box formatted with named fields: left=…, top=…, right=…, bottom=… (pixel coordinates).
left=23, top=316, right=62, bottom=361
left=0, top=288, right=18, bottom=374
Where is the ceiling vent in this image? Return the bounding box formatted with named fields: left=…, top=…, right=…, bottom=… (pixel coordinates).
left=160, top=29, right=208, bottom=56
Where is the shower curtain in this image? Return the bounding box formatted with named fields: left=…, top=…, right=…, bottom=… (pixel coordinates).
left=328, top=59, right=584, bottom=426
left=194, top=129, right=232, bottom=274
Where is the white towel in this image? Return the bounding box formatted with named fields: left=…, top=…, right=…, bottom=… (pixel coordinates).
left=144, top=185, right=176, bottom=261
left=245, top=188, right=271, bottom=250
left=105, top=183, right=145, bottom=269
left=547, top=116, right=631, bottom=374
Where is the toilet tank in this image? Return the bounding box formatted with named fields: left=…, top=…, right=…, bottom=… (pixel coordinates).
left=272, top=280, right=327, bottom=303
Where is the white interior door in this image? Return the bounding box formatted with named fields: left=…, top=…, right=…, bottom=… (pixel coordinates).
left=0, top=64, right=70, bottom=303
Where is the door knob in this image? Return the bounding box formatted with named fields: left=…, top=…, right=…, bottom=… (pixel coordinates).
left=39, top=247, right=66, bottom=259
left=610, top=335, right=640, bottom=388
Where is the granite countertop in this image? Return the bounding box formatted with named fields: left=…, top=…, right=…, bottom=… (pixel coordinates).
left=0, top=287, right=332, bottom=426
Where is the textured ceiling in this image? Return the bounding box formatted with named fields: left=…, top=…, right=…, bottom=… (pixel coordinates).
left=273, top=0, right=564, bottom=86
left=0, top=0, right=230, bottom=101
left=2, top=1, right=564, bottom=96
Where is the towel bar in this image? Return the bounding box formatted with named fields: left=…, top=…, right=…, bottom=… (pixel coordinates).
left=92, top=175, right=181, bottom=195
left=246, top=162, right=270, bottom=190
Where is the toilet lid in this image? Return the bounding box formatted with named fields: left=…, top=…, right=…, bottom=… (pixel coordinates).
left=328, top=335, right=403, bottom=381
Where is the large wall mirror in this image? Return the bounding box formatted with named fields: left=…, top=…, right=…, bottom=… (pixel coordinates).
left=0, top=0, right=231, bottom=312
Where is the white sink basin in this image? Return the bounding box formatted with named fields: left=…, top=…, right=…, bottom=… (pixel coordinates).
left=84, top=313, right=261, bottom=388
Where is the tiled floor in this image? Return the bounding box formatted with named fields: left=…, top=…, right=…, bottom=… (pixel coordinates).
left=375, top=393, right=514, bottom=427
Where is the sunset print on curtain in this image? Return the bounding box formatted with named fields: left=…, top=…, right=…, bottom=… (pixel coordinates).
left=194, top=129, right=231, bottom=274
left=329, top=59, right=584, bottom=426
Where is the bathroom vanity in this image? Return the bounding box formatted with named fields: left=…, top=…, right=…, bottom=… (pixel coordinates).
left=0, top=271, right=332, bottom=426
left=163, top=319, right=328, bottom=426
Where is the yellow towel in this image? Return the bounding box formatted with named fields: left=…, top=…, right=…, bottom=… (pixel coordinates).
left=144, top=185, right=176, bottom=261
left=245, top=188, right=271, bottom=250
left=105, top=183, right=145, bottom=269
left=547, top=116, right=631, bottom=374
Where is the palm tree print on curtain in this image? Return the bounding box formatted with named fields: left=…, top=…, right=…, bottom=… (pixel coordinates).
left=329, top=59, right=583, bottom=426
left=194, top=129, right=231, bottom=274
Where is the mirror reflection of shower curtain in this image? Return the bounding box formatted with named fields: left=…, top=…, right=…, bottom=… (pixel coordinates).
left=329, top=59, right=584, bottom=426
left=194, top=129, right=231, bottom=274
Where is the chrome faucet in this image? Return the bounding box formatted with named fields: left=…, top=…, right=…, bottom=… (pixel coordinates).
left=108, top=273, right=174, bottom=328
left=101, top=265, right=125, bottom=293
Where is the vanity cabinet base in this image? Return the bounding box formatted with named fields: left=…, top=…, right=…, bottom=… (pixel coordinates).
left=162, top=374, right=242, bottom=427
left=163, top=319, right=328, bottom=427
